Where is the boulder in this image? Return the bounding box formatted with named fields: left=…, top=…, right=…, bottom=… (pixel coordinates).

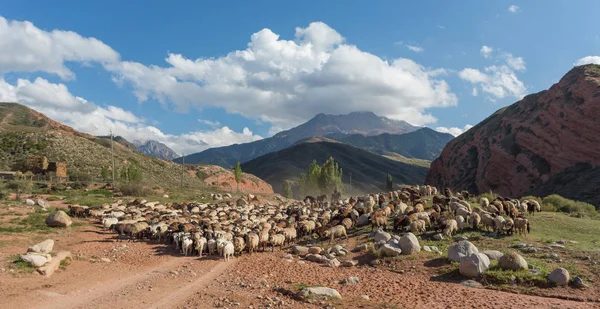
left=373, top=231, right=391, bottom=243
left=572, top=276, right=588, bottom=289
left=28, top=239, right=54, bottom=254
left=380, top=244, right=402, bottom=257
left=448, top=241, right=478, bottom=262
left=481, top=250, right=503, bottom=261
left=423, top=246, right=431, bottom=252
left=499, top=251, right=528, bottom=271
left=37, top=199, right=47, bottom=208
left=292, top=245, right=309, bottom=255
left=369, top=259, right=381, bottom=266
left=341, top=260, right=358, bottom=267
left=331, top=245, right=347, bottom=256
left=45, top=211, right=72, bottom=228
left=356, top=214, right=370, bottom=226
left=459, top=253, right=490, bottom=278
left=339, top=276, right=359, bottom=285
left=356, top=243, right=369, bottom=251
left=432, top=233, right=443, bottom=241
left=21, top=253, right=49, bottom=267
left=327, top=258, right=341, bottom=268
left=548, top=268, right=570, bottom=286
left=399, top=232, right=421, bottom=255
left=25, top=199, right=35, bottom=206
left=308, top=247, right=322, bottom=254
left=299, top=287, right=341, bottom=299
left=37, top=251, right=71, bottom=277
left=306, top=254, right=328, bottom=264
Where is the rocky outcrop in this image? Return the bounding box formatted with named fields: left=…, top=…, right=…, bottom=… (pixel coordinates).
left=426, top=65, right=600, bottom=206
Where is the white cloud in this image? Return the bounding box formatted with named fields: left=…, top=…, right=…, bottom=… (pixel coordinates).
left=480, top=45, right=493, bottom=58
left=508, top=5, right=519, bottom=13
left=505, top=53, right=526, bottom=71
left=107, top=22, right=457, bottom=129
left=0, top=16, right=119, bottom=80
left=435, top=124, right=473, bottom=137
left=406, top=45, right=424, bottom=53
left=0, top=77, right=261, bottom=155
left=198, top=119, right=221, bottom=127
left=575, top=56, right=600, bottom=65
left=459, top=68, right=488, bottom=83
left=471, top=88, right=478, bottom=96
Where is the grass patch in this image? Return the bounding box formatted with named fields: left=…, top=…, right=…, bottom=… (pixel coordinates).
left=528, top=212, right=600, bottom=252
left=483, top=265, right=548, bottom=287
left=9, top=255, right=34, bottom=274
left=59, top=257, right=71, bottom=270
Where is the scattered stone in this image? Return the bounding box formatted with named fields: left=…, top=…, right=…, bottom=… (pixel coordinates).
left=37, top=251, right=71, bottom=277
left=548, top=268, right=570, bottom=286
left=529, top=270, right=541, bottom=275
left=550, top=244, right=565, bottom=249
left=380, top=244, right=402, bottom=257
left=37, top=199, right=47, bottom=208
left=448, top=241, right=478, bottom=262
left=339, top=276, right=359, bottom=285
left=360, top=295, right=370, bottom=300
left=521, top=247, right=538, bottom=254
left=499, top=251, right=528, bottom=271
left=305, top=254, right=328, bottom=264
left=356, top=243, right=369, bottom=251
left=370, top=259, right=380, bottom=266
left=25, top=199, right=35, bottom=206
left=459, top=253, right=490, bottom=278
left=569, top=240, right=579, bottom=244
left=327, top=258, right=341, bottom=268
left=292, top=245, right=309, bottom=255
left=162, top=194, right=169, bottom=198
left=282, top=254, right=293, bottom=260
left=461, top=280, right=483, bottom=288
left=549, top=253, right=559, bottom=260
left=455, top=236, right=469, bottom=241
left=341, top=260, right=358, bottom=267
left=432, top=233, right=443, bottom=241
left=481, top=250, right=503, bottom=261
left=556, top=240, right=566, bottom=244
left=28, top=239, right=54, bottom=254
left=572, top=277, right=588, bottom=289
left=399, top=232, right=421, bottom=255
left=308, top=247, right=322, bottom=254
left=516, top=243, right=527, bottom=249
left=423, top=246, right=431, bottom=252
left=297, top=261, right=305, bottom=265
left=373, top=231, right=392, bottom=243
left=45, top=211, right=72, bottom=228
left=21, top=254, right=49, bottom=267
left=100, top=258, right=111, bottom=263
left=299, top=287, right=341, bottom=299
left=331, top=245, right=347, bottom=256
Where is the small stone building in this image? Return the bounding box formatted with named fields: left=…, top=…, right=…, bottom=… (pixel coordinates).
left=19, top=156, right=67, bottom=177
left=47, top=162, right=67, bottom=177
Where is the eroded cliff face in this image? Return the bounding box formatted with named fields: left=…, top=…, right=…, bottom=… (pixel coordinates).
left=426, top=65, right=600, bottom=205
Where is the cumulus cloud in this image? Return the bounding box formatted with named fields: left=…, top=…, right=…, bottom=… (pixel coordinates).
left=435, top=124, right=473, bottom=137
left=107, top=22, right=457, bottom=128
left=575, top=56, right=600, bottom=65
left=198, top=119, right=221, bottom=127
left=480, top=46, right=493, bottom=58
left=508, top=5, right=519, bottom=13
left=0, top=16, right=119, bottom=80
left=505, top=53, right=526, bottom=71
left=0, top=77, right=261, bottom=154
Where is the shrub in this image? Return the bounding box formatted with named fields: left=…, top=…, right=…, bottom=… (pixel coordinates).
left=0, top=190, right=7, bottom=200
left=119, top=183, right=150, bottom=197
left=542, top=194, right=597, bottom=218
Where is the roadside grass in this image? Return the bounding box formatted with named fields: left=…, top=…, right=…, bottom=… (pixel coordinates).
left=9, top=255, right=34, bottom=274
left=0, top=207, right=86, bottom=233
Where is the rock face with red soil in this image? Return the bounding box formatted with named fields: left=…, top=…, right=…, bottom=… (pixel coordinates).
left=426, top=65, right=600, bottom=205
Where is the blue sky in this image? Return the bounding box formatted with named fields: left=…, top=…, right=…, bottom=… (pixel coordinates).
left=0, top=1, right=599, bottom=154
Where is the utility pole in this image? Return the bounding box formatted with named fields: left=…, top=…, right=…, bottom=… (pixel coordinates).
left=181, top=153, right=185, bottom=188
left=110, top=129, right=115, bottom=186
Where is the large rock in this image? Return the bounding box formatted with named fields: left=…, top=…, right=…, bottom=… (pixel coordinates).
left=28, top=239, right=54, bottom=254
left=292, top=245, right=309, bottom=255
left=356, top=214, right=370, bottom=226
left=380, top=244, right=402, bottom=257
left=299, top=287, right=341, bottom=299
left=25, top=199, right=35, bottom=206
left=459, top=253, right=490, bottom=278
left=45, top=211, right=72, bottom=228
left=482, top=250, right=504, bottom=261
left=308, top=247, right=322, bottom=254
left=37, top=199, right=47, bottom=208
left=340, top=276, right=359, bottom=285
left=499, top=251, right=528, bottom=271
left=330, top=245, right=347, bottom=256
left=21, top=253, right=49, bottom=267
left=548, top=268, right=570, bottom=286
left=373, top=231, right=391, bottom=243
left=305, top=254, right=328, bottom=264
left=425, top=65, right=600, bottom=206
left=37, top=251, right=71, bottom=277
left=399, top=232, right=421, bottom=255
left=448, top=241, right=478, bottom=262
left=327, top=258, right=341, bottom=268
left=341, top=260, right=358, bottom=267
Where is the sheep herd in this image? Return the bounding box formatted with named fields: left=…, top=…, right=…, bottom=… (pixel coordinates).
left=67, top=185, right=540, bottom=262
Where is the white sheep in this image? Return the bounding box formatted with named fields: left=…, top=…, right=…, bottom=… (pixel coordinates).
left=222, top=241, right=234, bottom=262
left=479, top=197, right=490, bottom=208
left=181, top=237, right=193, bottom=256
left=443, top=219, right=458, bottom=237
left=207, top=239, right=217, bottom=255
left=246, top=232, right=259, bottom=254
left=326, top=225, right=347, bottom=243
left=101, top=217, right=118, bottom=233
left=455, top=215, right=466, bottom=231
left=493, top=216, right=506, bottom=234
left=195, top=236, right=208, bottom=257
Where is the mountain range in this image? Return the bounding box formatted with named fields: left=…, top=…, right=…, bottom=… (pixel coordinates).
left=426, top=64, right=600, bottom=207
left=133, top=140, right=179, bottom=161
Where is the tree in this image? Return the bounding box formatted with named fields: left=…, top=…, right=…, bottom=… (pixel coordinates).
left=386, top=173, right=393, bottom=191
left=127, top=164, right=142, bottom=182
left=101, top=166, right=109, bottom=180
left=298, top=158, right=343, bottom=196
left=283, top=180, right=293, bottom=198
left=119, top=166, right=128, bottom=180
left=234, top=162, right=242, bottom=192
left=7, top=180, right=30, bottom=201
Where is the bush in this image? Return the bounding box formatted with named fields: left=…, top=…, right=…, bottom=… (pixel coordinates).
left=119, top=183, right=150, bottom=197
left=0, top=190, right=7, bottom=200
left=542, top=194, right=597, bottom=218
left=70, top=182, right=87, bottom=190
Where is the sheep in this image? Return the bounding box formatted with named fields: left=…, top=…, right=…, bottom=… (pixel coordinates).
left=181, top=237, right=194, bottom=256
left=527, top=200, right=541, bottom=215
left=258, top=229, right=270, bottom=252
left=222, top=241, right=235, bottom=262
left=514, top=218, right=529, bottom=235
left=68, top=205, right=88, bottom=218
left=471, top=212, right=481, bottom=230
left=443, top=219, right=458, bottom=237
left=268, top=233, right=286, bottom=252
left=504, top=218, right=514, bottom=235
left=371, top=213, right=387, bottom=231
left=455, top=215, right=466, bottom=231
left=326, top=225, right=348, bottom=244
left=195, top=236, right=208, bottom=257
left=493, top=216, right=506, bottom=234
left=245, top=232, right=259, bottom=254
left=233, top=237, right=246, bottom=256
left=207, top=239, right=217, bottom=255
left=341, top=218, right=353, bottom=230
left=479, top=197, right=490, bottom=208
left=409, top=219, right=426, bottom=234
left=282, top=227, right=297, bottom=245
left=102, top=217, right=118, bottom=233
left=481, top=213, right=495, bottom=232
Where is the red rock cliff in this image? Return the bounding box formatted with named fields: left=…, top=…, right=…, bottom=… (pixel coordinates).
left=425, top=64, right=600, bottom=206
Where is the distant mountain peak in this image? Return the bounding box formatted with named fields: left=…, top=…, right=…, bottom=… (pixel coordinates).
left=134, top=140, right=179, bottom=160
